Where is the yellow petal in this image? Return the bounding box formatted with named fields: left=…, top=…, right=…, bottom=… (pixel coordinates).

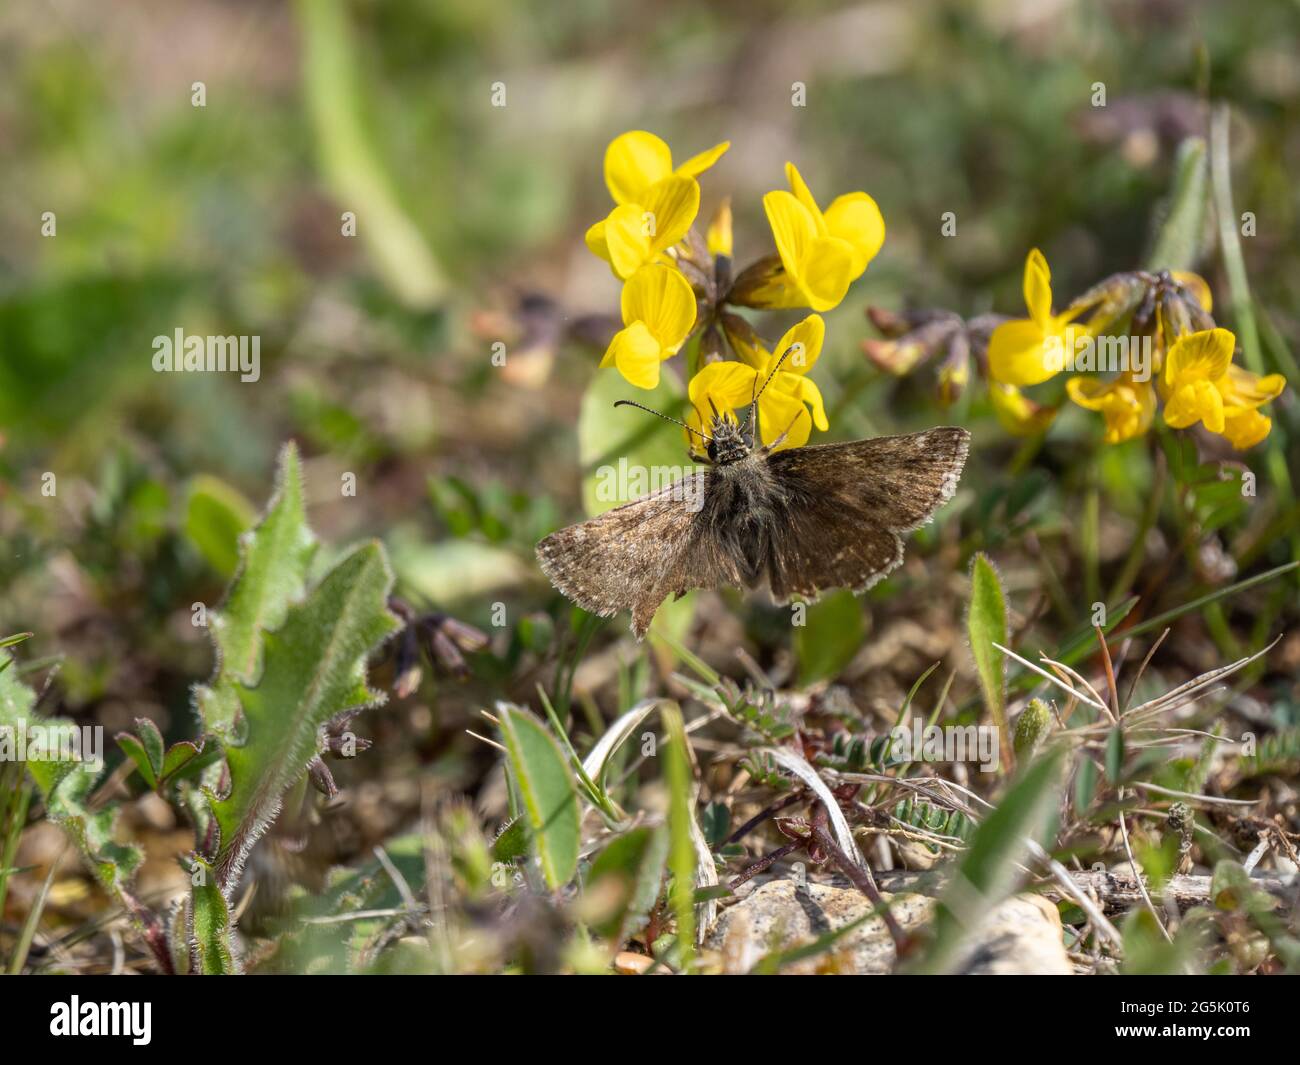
left=790, top=374, right=829, bottom=431
left=584, top=219, right=611, bottom=263
left=1164, top=327, right=1234, bottom=388
left=1220, top=363, right=1286, bottom=410
left=1165, top=380, right=1224, bottom=432
left=688, top=360, right=761, bottom=417
left=797, top=237, right=855, bottom=312
left=758, top=386, right=811, bottom=448
left=604, top=131, right=673, bottom=205
left=621, top=263, right=697, bottom=351
left=824, top=192, right=886, bottom=277
left=606, top=320, right=665, bottom=389
left=989, top=381, right=1057, bottom=437
left=641, top=175, right=700, bottom=255
left=771, top=314, right=825, bottom=377
left=1066, top=376, right=1154, bottom=443
left=1221, top=409, right=1271, bottom=449
left=603, top=203, right=654, bottom=280
left=784, top=162, right=827, bottom=233
left=676, top=140, right=730, bottom=180
left=988, top=319, right=1058, bottom=386
left=764, top=189, right=818, bottom=276
left=1023, top=249, right=1053, bottom=326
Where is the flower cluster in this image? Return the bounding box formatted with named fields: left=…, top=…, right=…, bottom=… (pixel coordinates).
left=588, top=131, right=885, bottom=449
left=867, top=249, right=1286, bottom=449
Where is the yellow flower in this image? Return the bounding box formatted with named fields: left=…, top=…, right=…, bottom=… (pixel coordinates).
left=585, top=177, right=700, bottom=280
left=1066, top=374, right=1156, bottom=444
left=1161, top=328, right=1285, bottom=448
left=988, top=249, right=1090, bottom=386
left=602, top=130, right=730, bottom=206
left=687, top=314, right=829, bottom=449
left=599, top=264, right=697, bottom=390
left=585, top=132, right=729, bottom=280
left=759, top=162, right=885, bottom=312
left=989, top=381, right=1057, bottom=437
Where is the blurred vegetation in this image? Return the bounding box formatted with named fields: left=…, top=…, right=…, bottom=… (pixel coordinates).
left=0, top=0, right=1297, bottom=975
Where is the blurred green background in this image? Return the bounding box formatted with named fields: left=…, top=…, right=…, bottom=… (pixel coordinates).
left=1, top=0, right=1298, bottom=780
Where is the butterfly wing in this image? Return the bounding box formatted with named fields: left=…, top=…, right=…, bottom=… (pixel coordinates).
left=763, top=427, right=969, bottom=601
left=536, top=472, right=728, bottom=638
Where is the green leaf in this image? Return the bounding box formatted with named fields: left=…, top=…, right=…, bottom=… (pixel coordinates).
left=209, top=541, right=399, bottom=889
left=135, top=718, right=165, bottom=779
left=496, top=705, right=580, bottom=891
left=586, top=826, right=670, bottom=944
left=196, top=441, right=317, bottom=743
left=0, top=652, right=142, bottom=903
left=910, top=746, right=1065, bottom=974
left=579, top=366, right=695, bottom=517
left=1105, top=726, right=1125, bottom=783
left=160, top=740, right=207, bottom=783
left=966, top=553, right=1010, bottom=764
left=662, top=702, right=696, bottom=970
left=1146, top=136, right=1208, bottom=273
left=184, top=474, right=256, bottom=578
left=189, top=857, right=237, bottom=975
left=115, top=733, right=159, bottom=791
left=795, top=590, right=865, bottom=686
left=490, top=818, right=529, bottom=864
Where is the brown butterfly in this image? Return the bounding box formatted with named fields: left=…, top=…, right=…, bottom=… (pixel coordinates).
left=537, top=353, right=969, bottom=639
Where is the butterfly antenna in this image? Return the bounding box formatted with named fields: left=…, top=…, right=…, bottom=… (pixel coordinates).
left=613, top=400, right=712, bottom=443
left=753, top=342, right=800, bottom=404
left=741, top=372, right=760, bottom=445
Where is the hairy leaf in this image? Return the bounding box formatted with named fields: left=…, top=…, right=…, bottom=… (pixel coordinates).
left=195, top=441, right=317, bottom=743
left=209, top=541, right=398, bottom=890
left=0, top=653, right=142, bottom=902
left=967, top=553, right=1010, bottom=768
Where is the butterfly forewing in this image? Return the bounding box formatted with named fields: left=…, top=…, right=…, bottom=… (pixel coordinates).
left=535, top=472, right=725, bottom=636
left=762, top=427, right=969, bottom=601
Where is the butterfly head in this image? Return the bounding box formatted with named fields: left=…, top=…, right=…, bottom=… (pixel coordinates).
left=705, top=411, right=751, bottom=465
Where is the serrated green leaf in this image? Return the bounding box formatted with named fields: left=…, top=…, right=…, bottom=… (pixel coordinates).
left=210, top=541, right=398, bottom=889
left=0, top=652, right=142, bottom=903
left=967, top=553, right=1010, bottom=765
left=196, top=441, right=317, bottom=742
left=496, top=705, right=580, bottom=891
